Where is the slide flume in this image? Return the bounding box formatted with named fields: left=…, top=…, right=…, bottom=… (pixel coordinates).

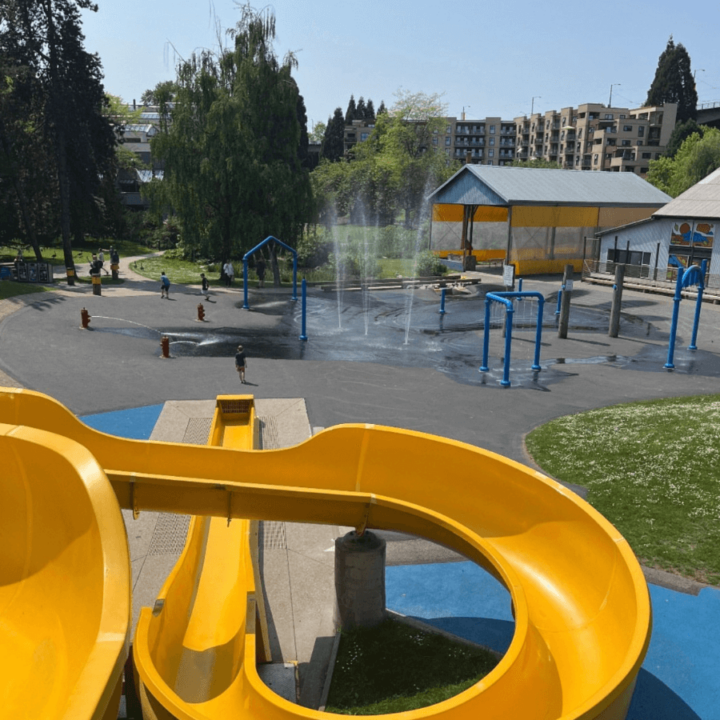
left=0, top=388, right=651, bottom=720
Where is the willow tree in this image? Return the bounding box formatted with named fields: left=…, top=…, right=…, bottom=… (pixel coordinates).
left=149, top=4, right=312, bottom=263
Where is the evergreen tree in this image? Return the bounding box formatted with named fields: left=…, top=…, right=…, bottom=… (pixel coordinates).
left=646, top=37, right=698, bottom=123
left=355, top=96, right=366, bottom=122
left=322, top=107, right=345, bottom=161
left=296, top=88, right=310, bottom=167
left=365, top=98, right=375, bottom=122
left=1, top=0, right=116, bottom=275
left=665, top=118, right=702, bottom=158
left=377, top=100, right=387, bottom=116
left=344, top=95, right=356, bottom=124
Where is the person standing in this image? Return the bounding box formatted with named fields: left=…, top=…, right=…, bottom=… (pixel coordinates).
left=235, top=344, right=247, bottom=384
left=200, top=272, right=209, bottom=298
left=160, top=271, right=171, bottom=299
left=98, top=249, right=108, bottom=275
left=223, top=260, right=235, bottom=287
left=256, top=257, right=266, bottom=288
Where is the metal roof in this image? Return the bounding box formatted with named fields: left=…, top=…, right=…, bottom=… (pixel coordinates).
left=428, top=165, right=671, bottom=208
left=123, top=124, right=157, bottom=135
left=653, top=166, right=720, bottom=219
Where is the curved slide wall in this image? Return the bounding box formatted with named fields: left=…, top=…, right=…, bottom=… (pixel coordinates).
left=0, top=388, right=651, bottom=720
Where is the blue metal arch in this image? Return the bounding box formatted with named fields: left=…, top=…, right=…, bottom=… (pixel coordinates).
left=242, top=236, right=298, bottom=309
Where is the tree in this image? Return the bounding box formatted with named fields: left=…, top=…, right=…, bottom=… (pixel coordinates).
left=2, top=0, right=117, bottom=275
left=321, top=107, right=345, bottom=161
left=149, top=4, right=312, bottom=272
left=646, top=37, right=698, bottom=123
left=355, top=97, right=366, bottom=122
left=647, top=127, right=720, bottom=196
left=377, top=100, right=387, bottom=116
left=344, top=95, right=356, bottom=125
left=309, top=120, right=326, bottom=144
left=664, top=118, right=701, bottom=158
left=140, top=80, right=177, bottom=106
left=365, top=99, right=375, bottom=122
left=313, top=90, right=458, bottom=228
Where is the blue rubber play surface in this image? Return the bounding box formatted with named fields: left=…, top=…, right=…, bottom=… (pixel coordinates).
left=386, top=561, right=720, bottom=720
left=81, top=404, right=164, bottom=440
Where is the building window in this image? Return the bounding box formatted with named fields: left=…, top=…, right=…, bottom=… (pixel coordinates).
left=446, top=124, right=452, bottom=134
left=489, top=125, right=495, bottom=134
left=619, top=114, right=626, bottom=119
left=488, top=149, right=494, bottom=157
left=641, top=152, right=651, bottom=159
left=621, top=140, right=631, bottom=146
left=655, top=153, right=662, bottom=159
left=638, top=126, right=645, bottom=137
left=607, top=249, right=651, bottom=265
left=637, top=140, right=643, bottom=146
left=432, top=136, right=438, bottom=146
left=593, top=154, right=599, bottom=164
left=605, top=153, right=612, bottom=160
left=361, top=132, right=369, bottom=141
left=445, top=137, right=451, bottom=146
left=623, top=125, right=632, bottom=132
left=489, top=137, right=495, bottom=146
left=640, top=167, right=649, bottom=174
left=604, top=114, right=614, bottom=120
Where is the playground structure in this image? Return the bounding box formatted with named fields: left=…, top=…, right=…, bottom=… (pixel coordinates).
left=665, top=260, right=708, bottom=370
left=242, top=236, right=298, bottom=310
left=0, top=387, right=651, bottom=720
left=480, top=291, right=545, bottom=386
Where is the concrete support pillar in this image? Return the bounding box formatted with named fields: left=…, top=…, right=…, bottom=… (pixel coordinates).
left=609, top=264, right=625, bottom=338
left=334, top=531, right=386, bottom=631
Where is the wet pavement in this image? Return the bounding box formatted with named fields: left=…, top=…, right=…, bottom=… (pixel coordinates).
left=86, top=284, right=720, bottom=390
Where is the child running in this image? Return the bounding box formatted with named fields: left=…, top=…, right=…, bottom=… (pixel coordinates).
left=235, top=345, right=247, bottom=384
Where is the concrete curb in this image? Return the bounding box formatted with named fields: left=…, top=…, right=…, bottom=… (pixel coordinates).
left=317, top=631, right=341, bottom=712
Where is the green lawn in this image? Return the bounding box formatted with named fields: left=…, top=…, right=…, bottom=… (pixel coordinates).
left=525, top=394, right=720, bottom=585
left=130, top=256, right=224, bottom=285
left=0, top=281, right=54, bottom=300
left=325, top=619, right=498, bottom=715
left=0, top=239, right=154, bottom=266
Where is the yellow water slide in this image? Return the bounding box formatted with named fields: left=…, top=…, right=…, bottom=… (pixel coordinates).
left=134, top=395, right=272, bottom=719
left=0, top=388, right=651, bottom=720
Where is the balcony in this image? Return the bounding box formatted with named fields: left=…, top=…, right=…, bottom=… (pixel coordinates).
left=533, top=136, right=543, bottom=145
left=564, top=144, right=575, bottom=154
left=499, top=139, right=515, bottom=146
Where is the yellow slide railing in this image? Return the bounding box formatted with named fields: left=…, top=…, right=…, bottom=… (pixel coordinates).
left=0, top=388, right=651, bottom=720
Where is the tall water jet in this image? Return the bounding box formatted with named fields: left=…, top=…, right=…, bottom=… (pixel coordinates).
left=403, top=179, right=436, bottom=345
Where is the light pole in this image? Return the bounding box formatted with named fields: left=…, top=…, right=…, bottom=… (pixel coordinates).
left=462, top=105, right=471, bottom=120
left=608, top=83, right=621, bottom=107
left=694, top=68, right=705, bottom=83
left=531, top=96, right=541, bottom=115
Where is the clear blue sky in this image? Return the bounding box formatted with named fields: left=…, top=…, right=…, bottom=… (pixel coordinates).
left=82, top=0, right=720, bottom=130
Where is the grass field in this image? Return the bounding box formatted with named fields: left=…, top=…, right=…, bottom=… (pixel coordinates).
left=0, top=239, right=154, bottom=266
left=325, top=619, right=498, bottom=715
left=525, top=394, right=720, bottom=585
left=130, top=256, right=224, bottom=285
left=0, top=281, right=53, bottom=300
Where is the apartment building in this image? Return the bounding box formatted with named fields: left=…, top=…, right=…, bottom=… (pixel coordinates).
left=513, top=102, right=677, bottom=176
left=438, top=116, right=517, bottom=166
left=343, top=115, right=517, bottom=165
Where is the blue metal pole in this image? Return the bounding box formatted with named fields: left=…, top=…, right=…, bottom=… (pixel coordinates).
left=532, top=296, right=544, bottom=371
left=439, top=287, right=447, bottom=315
left=689, top=259, right=707, bottom=350
left=292, top=255, right=298, bottom=301
left=501, top=306, right=513, bottom=387
left=664, top=268, right=684, bottom=369
left=243, top=259, right=250, bottom=310
left=480, top=298, right=491, bottom=372
left=300, top=279, right=308, bottom=341
left=518, top=278, right=523, bottom=292
left=555, top=286, right=563, bottom=316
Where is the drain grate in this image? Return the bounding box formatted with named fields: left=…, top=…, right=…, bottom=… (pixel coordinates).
left=263, top=521, right=287, bottom=550
left=148, top=514, right=191, bottom=556
left=183, top=417, right=213, bottom=445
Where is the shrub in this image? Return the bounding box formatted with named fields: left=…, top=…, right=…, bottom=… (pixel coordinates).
left=414, top=250, right=448, bottom=276
left=297, top=228, right=332, bottom=268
